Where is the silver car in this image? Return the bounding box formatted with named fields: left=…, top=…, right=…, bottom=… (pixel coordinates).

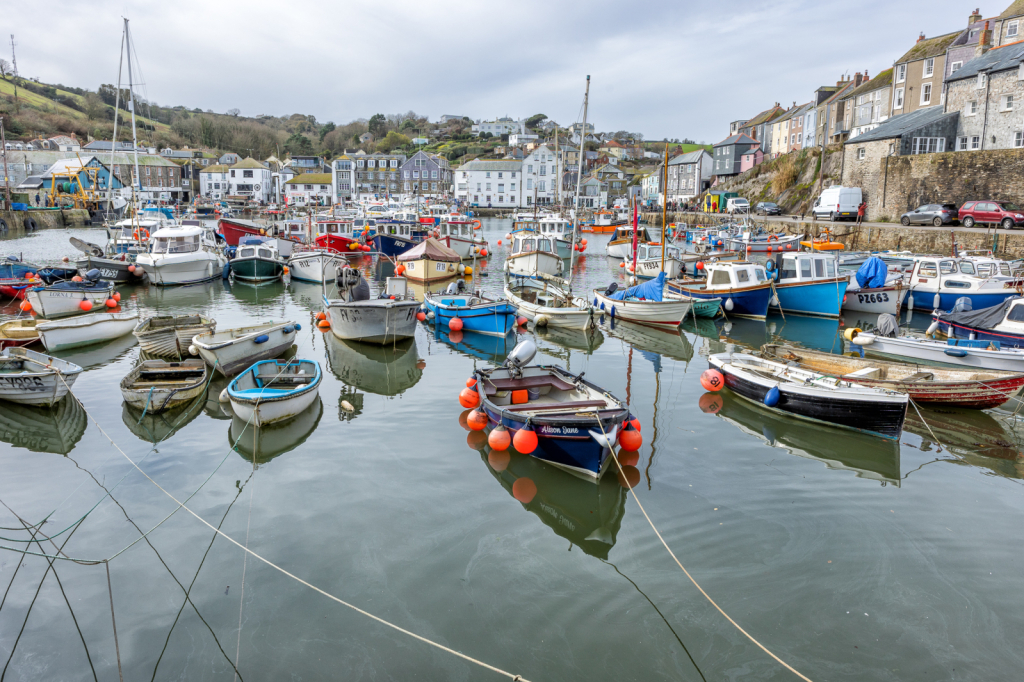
left=900, top=203, right=958, bottom=226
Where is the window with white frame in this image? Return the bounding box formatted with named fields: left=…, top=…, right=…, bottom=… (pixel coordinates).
left=1016, top=132, right=1024, bottom=148
left=896, top=64, right=907, bottom=82
left=968, top=100, right=979, bottom=115
left=911, top=137, right=945, bottom=154
left=977, top=72, right=987, bottom=89
left=857, top=148, right=866, bottom=160
left=958, top=137, right=968, bottom=150
left=924, top=58, right=935, bottom=77
left=1009, top=20, right=1019, bottom=37
left=950, top=61, right=963, bottom=73
left=894, top=88, right=905, bottom=108
left=1002, top=94, right=1014, bottom=111
left=921, top=83, right=932, bottom=105
left=971, top=136, right=980, bottom=149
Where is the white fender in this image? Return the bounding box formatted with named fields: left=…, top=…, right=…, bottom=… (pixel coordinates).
left=589, top=424, right=619, bottom=449
left=851, top=335, right=875, bottom=346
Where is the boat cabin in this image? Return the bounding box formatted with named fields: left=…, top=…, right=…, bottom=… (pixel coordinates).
left=704, top=261, right=769, bottom=290
left=537, top=218, right=570, bottom=239
left=149, top=227, right=207, bottom=254
left=237, top=237, right=276, bottom=260
left=380, top=223, right=417, bottom=238
left=777, top=253, right=840, bottom=283
left=512, top=235, right=558, bottom=257
left=610, top=224, right=653, bottom=242
left=438, top=222, right=474, bottom=240
left=910, top=257, right=1012, bottom=282
left=635, top=243, right=681, bottom=262
left=392, top=212, right=420, bottom=224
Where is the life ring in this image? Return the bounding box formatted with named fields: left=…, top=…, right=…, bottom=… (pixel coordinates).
left=23, top=216, right=37, bottom=231
left=768, top=234, right=778, bottom=241
left=133, top=228, right=150, bottom=240
left=472, top=220, right=482, bottom=231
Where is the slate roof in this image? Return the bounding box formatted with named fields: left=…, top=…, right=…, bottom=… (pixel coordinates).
left=668, top=150, right=709, bottom=165
left=456, top=159, right=523, bottom=172
left=844, top=69, right=894, bottom=100
left=947, top=40, right=1024, bottom=82
left=843, top=106, right=957, bottom=144
left=896, top=31, right=960, bottom=63
left=999, top=0, right=1024, bottom=19
left=199, top=164, right=230, bottom=174
left=714, top=133, right=759, bottom=147
left=745, top=106, right=784, bottom=127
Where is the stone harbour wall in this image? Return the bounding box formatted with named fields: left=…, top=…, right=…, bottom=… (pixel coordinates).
left=0, top=209, right=93, bottom=231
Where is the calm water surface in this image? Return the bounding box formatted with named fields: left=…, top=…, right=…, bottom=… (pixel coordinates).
left=0, top=219, right=1022, bottom=681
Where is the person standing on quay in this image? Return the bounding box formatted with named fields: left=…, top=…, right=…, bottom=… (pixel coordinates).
left=857, top=201, right=866, bottom=226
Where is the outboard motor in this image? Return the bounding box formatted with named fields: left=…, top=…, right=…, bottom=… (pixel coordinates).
left=84, top=268, right=101, bottom=282
left=445, top=279, right=466, bottom=295
left=950, top=296, right=973, bottom=313
left=336, top=267, right=370, bottom=302
left=604, top=282, right=619, bottom=297
left=876, top=313, right=899, bottom=338
left=505, top=339, right=537, bottom=378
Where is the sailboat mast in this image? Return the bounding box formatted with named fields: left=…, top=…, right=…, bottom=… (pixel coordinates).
left=567, top=75, right=590, bottom=286
left=106, top=27, right=126, bottom=215
left=660, top=141, right=669, bottom=272
left=124, top=18, right=141, bottom=203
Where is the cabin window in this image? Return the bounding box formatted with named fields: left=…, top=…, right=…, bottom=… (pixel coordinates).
left=814, top=259, right=825, bottom=277
left=240, top=248, right=254, bottom=258
left=736, top=269, right=750, bottom=283
left=939, top=260, right=957, bottom=274
left=944, top=281, right=970, bottom=289
left=258, top=249, right=272, bottom=258
left=800, top=260, right=812, bottom=278
left=1000, top=264, right=1010, bottom=276
left=755, top=268, right=767, bottom=282
left=780, top=258, right=798, bottom=279
left=826, top=260, right=835, bottom=277
left=958, top=261, right=976, bottom=275
left=919, top=263, right=937, bottom=277
left=538, top=239, right=552, bottom=252
left=710, top=270, right=731, bottom=285
left=1008, top=304, right=1024, bottom=322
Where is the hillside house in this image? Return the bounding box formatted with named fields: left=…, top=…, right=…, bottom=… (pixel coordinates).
left=228, top=158, right=272, bottom=202
left=452, top=159, right=521, bottom=207
left=891, top=31, right=960, bottom=117
left=666, top=150, right=712, bottom=202
left=845, top=70, right=895, bottom=140
left=945, top=34, right=1024, bottom=151
left=522, top=144, right=558, bottom=205
left=401, top=151, right=451, bottom=198
left=285, top=173, right=333, bottom=206
left=712, top=134, right=759, bottom=178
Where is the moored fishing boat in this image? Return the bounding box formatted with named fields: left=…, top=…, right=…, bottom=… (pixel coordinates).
left=605, top=223, right=654, bottom=259
left=626, top=243, right=685, bottom=279
left=134, top=315, right=216, bottom=358
left=424, top=282, right=517, bottom=336
left=931, top=296, right=1024, bottom=348
left=37, top=311, right=139, bottom=351
left=396, top=237, right=463, bottom=284
left=323, top=268, right=419, bottom=344
left=668, top=261, right=772, bottom=319
left=218, top=217, right=266, bottom=246
left=593, top=272, right=691, bottom=329
left=840, top=256, right=908, bottom=315
left=227, top=358, right=322, bottom=426
left=0, top=278, right=36, bottom=300
left=25, top=275, right=115, bottom=318
left=287, top=248, right=344, bottom=283
left=473, top=340, right=632, bottom=479
left=504, top=275, right=594, bottom=331
left=0, top=320, right=40, bottom=349
left=135, top=225, right=227, bottom=286
left=505, top=233, right=563, bottom=277
left=372, top=221, right=428, bottom=257
left=762, top=343, right=1024, bottom=409
left=727, top=229, right=803, bottom=253
left=191, top=320, right=299, bottom=376
left=120, top=359, right=208, bottom=414
left=906, top=256, right=1023, bottom=311
left=849, top=326, right=1024, bottom=372
left=0, top=257, right=43, bottom=280
left=229, top=236, right=284, bottom=283
left=708, top=351, right=908, bottom=439
left=0, top=347, right=84, bottom=406
left=766, top=251, right=849, bottom=318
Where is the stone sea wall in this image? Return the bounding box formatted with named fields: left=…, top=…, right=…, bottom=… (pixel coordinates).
left=0, top=209, right=93, bottom=231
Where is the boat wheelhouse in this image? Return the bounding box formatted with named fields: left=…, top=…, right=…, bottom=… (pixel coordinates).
left=606, top=224, right=654, bottom=259
left=628, top=243, right=685, bottom=279
left=769, top=252, right=849, bottom=317
left=135, top=225, right=227, bottom=286
left=667, top=261, right=772, bottom=319
left=314, top=219, right=360, bottom=253
left=907, top=256, right=1024, bottom=311
left=506, top=234, right=564, bottom=277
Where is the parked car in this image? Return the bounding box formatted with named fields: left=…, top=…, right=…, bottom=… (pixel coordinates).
left=726, top=197, right=750, bottom=214
left=959, top=201, right=1024, bottom=229
left=900, top=203, right=958, bottom=226
left=756, top=201, right=781, bottom=216
left=812, top=186, right=862, bottom=221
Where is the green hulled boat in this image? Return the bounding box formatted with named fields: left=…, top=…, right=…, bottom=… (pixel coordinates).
left=230, top=237, right=284, bottom=283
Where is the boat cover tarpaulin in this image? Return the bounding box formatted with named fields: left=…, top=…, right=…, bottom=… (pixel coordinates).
left=856, top=257, right=888, bottom=289
left=937, top=296, right=1021, bottom=329
left=397, top=237, right=460, bottom=263
left=238, top=236, right=272, bottom=246
left=608, top=272, right=665, bottom=302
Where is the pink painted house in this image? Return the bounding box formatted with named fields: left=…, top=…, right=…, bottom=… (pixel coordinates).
left=739, top=145, right=764, bottom=172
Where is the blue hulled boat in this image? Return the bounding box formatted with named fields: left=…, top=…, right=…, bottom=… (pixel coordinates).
left=0, top=257, right=43, bottom=280
left=667, top=261, right=772, bottom=319
left=768, top=252, right=849, bottom=317
left=371, top=221, right=430, bottom=257
left=932, top=297, right=1024, bottom=348
left=424, top=286, right=517, bottom=337
left=474, top=340, right=631, bottom=480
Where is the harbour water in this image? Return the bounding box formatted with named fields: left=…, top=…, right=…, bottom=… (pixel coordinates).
left=1, top=220, right=1023, bottom=681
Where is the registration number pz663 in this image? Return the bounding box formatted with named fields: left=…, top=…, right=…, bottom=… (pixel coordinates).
left=857, top=292, right=890, bottom=303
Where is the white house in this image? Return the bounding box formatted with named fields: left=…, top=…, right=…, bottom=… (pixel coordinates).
left=285, top=173, right=333, bottom=206
left=509, top=132, right=539, bottom=147
left=331, top=155, right=356, bottom=204
left=411, top=137, right=429, bottom=145
left=641, top=166, right=662, bottom=205
left=452, top=159, right=522, bottom=207
left=576, top=176, right=606, bottom=209
left=199, top=164, right=230, bottom=199
left=471, top=117, right=523, bottom=137
left=228, top=158, right=272, bottom=202
left=521, top=144, right=558, bottom=206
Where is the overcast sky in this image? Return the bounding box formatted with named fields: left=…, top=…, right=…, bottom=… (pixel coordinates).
left=5, top=0, right=990, bottom=142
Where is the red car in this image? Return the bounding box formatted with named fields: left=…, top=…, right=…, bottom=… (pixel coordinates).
left=959, top=200, right=1024, bottom=229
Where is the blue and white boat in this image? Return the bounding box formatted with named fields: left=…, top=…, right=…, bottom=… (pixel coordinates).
left=931, top=297, right=1024, bottom=349
left=371, top=221, right=429, bottom=257
left=767, top=252, right=849, bottom=318
left=423, top=284, right=517, bottom=337
left=0, top=257, right=43, bottom=280
left=474, top=340, right=631, bottom=480
left=667, top=261, right=772, bottom=319
left=907, top=256, right=1024, bottom=311
left=226, top=359, right=322, bottom=426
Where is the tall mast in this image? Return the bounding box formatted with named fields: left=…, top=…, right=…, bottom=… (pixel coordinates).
left=567, top=75, right=590, bottom=287
left=106, top=26, right=126, bottom=215
left=124, top=18, right=141, bottom=203
left=660, top=141, right=669, bottom=272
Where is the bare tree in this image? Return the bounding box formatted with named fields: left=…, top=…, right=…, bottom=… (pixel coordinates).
left=0, top=58, right=10, bottom=80
left=227, top=108, right=241, bottom=117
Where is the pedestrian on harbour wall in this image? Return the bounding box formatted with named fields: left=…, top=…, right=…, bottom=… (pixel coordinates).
left=857, top=201, right=866, bottom=225
left=34, top=193, right=40, bottom=206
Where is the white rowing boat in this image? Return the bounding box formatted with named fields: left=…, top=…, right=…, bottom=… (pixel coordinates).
left=37, top=311, right=139, bottom=351
left=191, top=320, right=300, bottom=376
left=0, top=347, right=83, bottom=406
left=134, top=315, right=216, bottom=358
left=227, top=358, right=322, bottom=426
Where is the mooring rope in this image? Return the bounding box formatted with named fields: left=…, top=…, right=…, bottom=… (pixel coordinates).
left=589, top=413, right=814, bottom=682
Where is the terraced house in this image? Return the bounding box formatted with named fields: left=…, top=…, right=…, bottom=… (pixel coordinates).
left=285, top=173, right=333, bottom=206
left=352, top=152, right=406, bottom=198
left=452, top=159, right=521, bottom=207
left=891, top=31, right=959, bottom=117
left=844, top=69, right=894, bottom=140
left=738, top=104, right=784, bottom=152
left=401, top=151, right=451, bottom=198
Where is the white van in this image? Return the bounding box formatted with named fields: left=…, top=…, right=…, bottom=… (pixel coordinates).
left=726, top=197, right=750, bottom=214
left=812, top=186, right=862, bottom=221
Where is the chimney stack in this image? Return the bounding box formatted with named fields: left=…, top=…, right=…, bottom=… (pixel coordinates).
left=918, top=32, right=926, bottom=43
left=976, top=20, right=992, bottom=58
left=969, top=8, right=982, bottom=25
left=854, top=72, right=864, bottom=87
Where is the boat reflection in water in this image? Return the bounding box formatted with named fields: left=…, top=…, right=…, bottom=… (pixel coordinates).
left=707, top=390, right=901, bottom=484
left=763, top=313, right=843, bottom=354
left=338, top=386, right=364, bottom=422
left=52, top=331, right=138, bottom=370
left=227, top=278, right=287, bottom=307
left=0, top=398, right=87, bottom=455
left=204, top=374, right=234, bottom=420
left=136, top=279, right=221, bottom=310
left=906, top=406, right=1024, bottom=479
left=534, top=324, right=604, bottom=355
left=430, top=323, right=517, bottom=363
left=325, top=335, right=423, bottom=397
left=287, top=278, right=329, bottom=313
left=122, top=398, right=204, bottom=445
left=605, top=318, right=694, bottom=363
left=482, top=448, right=629, bottom=559
left=230, top=396, right=323, bottom=464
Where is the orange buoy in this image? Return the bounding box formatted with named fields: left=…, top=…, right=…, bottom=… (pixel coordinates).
left=128, top=265, right=136, bottom=273
left=467, top=430, right=488, bottom=451
left=19, top=300, right=31, bottom=312
left=581, top=238, right=588, bottom=246
left=317, top=319, right=331, bottom=330
left=72, top=275, right=83, bottom=282
left=618, top=449, right=640, bottom=467
left=516, top=316, right=527, bottom=327
left=416, top=311, right=426, bottom=322
left=629, top=417, right=642, bottom=432
left=449, top=317, right=464, bottom=332
left=415, top=360, right=426, bottom=369
left=395, top=264, right=406, bottom=276
left=479, top=249, right=488, bottom=257
left=79, top=299, right=93, bottom=312
left=618, top=421, right=642, bottom=451
left=316, top=312, right=327, bottom=321
left=112, top=291, right=121, bottom=302
left=487, top=449, right=510, bottom=471
left=449, top=329, right=464, bottom=343
left=497, top=240, right=502, bottom=245
left=62, top=256, right=70, bottom=263
left=696, top=261, right=705, bottom=270
left=283, top=266, right=290, bottom=274
left=619, top=263, right=625, bottom=268
left=467, top=409, right=488, bottom=431
left=466, top=377, right=477, bottom=388
left=512, top=477, right=537, bottom=503
left=746, top=245, right=753, bottom=252
left=459, top=383, right=480, bottom=408
left=488, top=424, right=511, bottom=451
left=698, top=392, right=723, bottom=414
left=617, top=466, right=641, bottom=489
left=700, top=369, right=725, bottom=392
left=105, top=298, right=117, bottom=308
left=512, top=423, right=538, bottom=454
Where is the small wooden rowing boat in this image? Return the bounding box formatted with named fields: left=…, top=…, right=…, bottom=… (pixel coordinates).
left=37, top=311, right=139, bottom=351
left=709, top=351, right=908, bottom=440
left=134, top=315, right=216, bottom=358
left=761, top=343, right=1024, bottom=409
left=191, top=320, right=299, bottom=376
left=0, top=320, right=40, bottom=349
left=0, top=347, right=84, bottom=406
left=849, top=329, right=1024, bottom=373
left=227, top=359, right=322, bottom=426
left=25, top=277, right=115, bottom=318
left=592, top=272, right=691, bottom=329
left=120, top=359, right=208, bottom=414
